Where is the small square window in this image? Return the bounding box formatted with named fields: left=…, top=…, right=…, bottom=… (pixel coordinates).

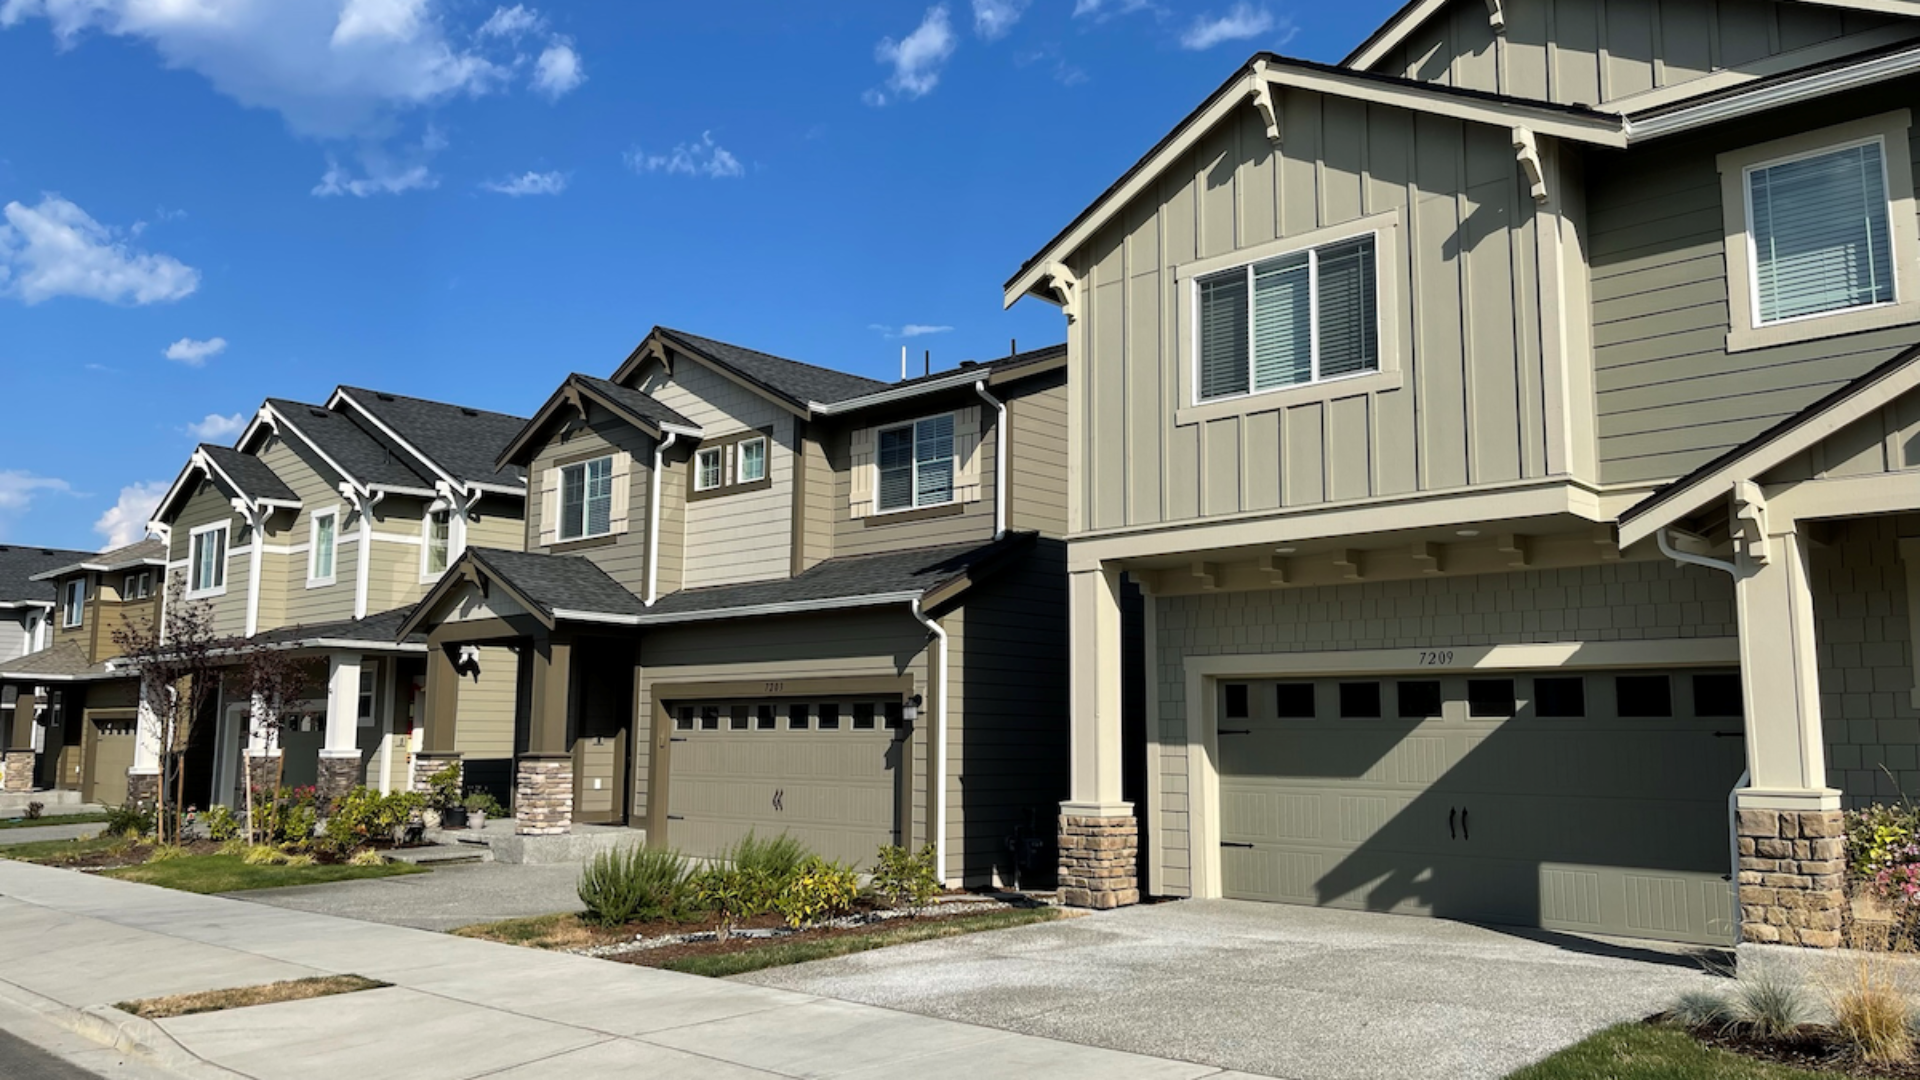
left=1224, top=683, right=1250, bottom=719
left=756, top=704, right=777, bottom=730
left=1397, top=680, right=1441, bottom=718
left=738, top=437, right=767, bottom=483
left=695, top=448, right=725, bottom=492
left=1275, top=683, right=1316, bottom=719
left=884, top=701, right=903, bottom=729
left=1617, top=675, right=1672, bottom=718
left=1534, top=677, right=1586, bottom=718
left=1467, top=679, right=1516, bottom=718
left=1694, top=673, right=1744, bottom=718
left=675, top=706, right=694, bottom=731
left=729, top=705, right=749, bottom=731
left=1339, top=682, right=1381, bottom=719
left=787, top=703, right=810, bottom=730
left=853, top=703, right=876, bottom=730
left=818, top=703, right=841, bottom=730
left=700, top=705, right=720, bottom=731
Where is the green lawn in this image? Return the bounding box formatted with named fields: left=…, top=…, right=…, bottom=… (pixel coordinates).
left=103, top=854, right=426, bottom=894
left=1506, top=1023, right=1865, bottom=1080
left=0, top=834, right=130, bottom=860
left=0, top=812, right=113, bottom=831
left=658, top=908, right=1063, bottom=978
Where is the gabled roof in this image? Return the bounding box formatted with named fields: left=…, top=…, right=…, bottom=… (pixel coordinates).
left=398, top=546, right=650, bottom=637
left=152, top=442, right=303, bottom=527
left=261, top=399, right=434, bottom=495
left=329, top=386, right=530, bottom=494
left=27, top=538, right=167, bottom=583
left=1618, top=340, right=1920, bottom=548
left=612, top=326, right=888, bottom=414
left=0, top=545, right=93, bottom=607
left=0, top=641, right=112, bottom=682
left=497, top=374, right=701, bottom=469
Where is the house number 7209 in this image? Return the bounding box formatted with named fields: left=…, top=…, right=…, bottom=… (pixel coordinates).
left=1417, top=650, right=1456, bottom=666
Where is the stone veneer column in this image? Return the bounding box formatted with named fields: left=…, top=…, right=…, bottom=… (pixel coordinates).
left=1059, top=813, right=1138, bottom=909
left=245, top=754, right=281, bottom=794
left=515, top=755, right=572, bottom=836
left=411, top=752, right=462, bottom=794
left=1738, top=807, right=1845, bottom=948
left=316, top=755, right=361, bottom=801
left=125, top=770, right=158, bottom=809
left=2, top=750, right=34, bottom=793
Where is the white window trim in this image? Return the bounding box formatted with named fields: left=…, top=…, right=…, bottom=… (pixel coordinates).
left=61, top=579, right=85, bottom=629
left=874, top=413, right=958, bottom=515
left=693, top=446, right=726, bottom=492
left=737, top=436, right=768, bottom=484
left=558, top=455, right=615, bottom=542
left=1718, top=110, right=1920, bottom=354
left=307, top=505, right=340, bottom=588
left=122, top=571, right=150, bottom=601
left=1173, top=207, right=1405, bottom=428
left=419, top=506, right=457, bottom=583
left=187, top=521, right=230, bottom=599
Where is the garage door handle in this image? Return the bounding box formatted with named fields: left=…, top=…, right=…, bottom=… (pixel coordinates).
left=1461, top=808, right=1469, bottom=841
left=1448, top=806, right=1456, bottom=840
left=1219, top=729, right=1251, bottom=736
left=1221, top=841, right=1253, bottom=849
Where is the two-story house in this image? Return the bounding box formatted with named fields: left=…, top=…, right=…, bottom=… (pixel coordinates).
left=143, top=388, right=529, bottom=810
left=0, top=540, right=166, bottom=801
left=402, top=327, right=1070, bottom=885
left=1009, top=0, right=1920, bottom=946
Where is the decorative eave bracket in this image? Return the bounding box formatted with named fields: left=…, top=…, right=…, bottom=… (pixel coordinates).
left=1046, top=261, right=1081, bottom=324
left=1513, top=127, right=1547, bottom=203
left=1486, top=0, right=1506, bottom=32
left=1732, top=480, right=1772, bottom=566
left=1249, top=61, right=1282, bottom=145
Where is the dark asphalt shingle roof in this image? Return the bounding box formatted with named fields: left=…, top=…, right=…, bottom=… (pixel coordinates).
left=249, top=606, right=424, bottom=648
left=268, top=399, right=432, bottom=491
left=575, top=374, right=697, bottom=431
left=0, top=641, right=109, bottom=679
left=0, top=545, right=93, bottom=605
left=642, top=535, right=1032, bottom=621
left=469, top=547, right=653, bottom=620
left=660, top=327, right=888, bottom=408
left=338, top=387, right=531, bottom=488
left=860, top=342, right=1068, bottom=396
left=201, top=444, right=299, bottom=505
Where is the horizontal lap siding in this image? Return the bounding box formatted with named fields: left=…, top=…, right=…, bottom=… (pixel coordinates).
left=1079, top=99, right=1546, bottom=531
left=828, top=404, right=998, bottom=557
left=1152, top=557, right=1738, bottom=895
left=453, top=645, right=518, bottom=762
left=167, top=483, right=248, bottom=635
left=1380, top=0, right=1892, bottom=106
left=1008, top=373, right=1070, bottom=537
left=466, top=495, right=525, bottom=552
left=527, top=402, right=654, bottom=594
left=1589, top=83, right=1920, bottom=485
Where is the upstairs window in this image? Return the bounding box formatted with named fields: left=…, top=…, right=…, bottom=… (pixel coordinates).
left=1748, top=139, right=1894, bottom=325
left=424, top=509, right=452, bottom=576
left=189, top=524, right=228, bottom=597
left=559, top=455, right=613, bottom=541
left=122, top=572, right=152, bottom=601
left=62, top=579, right=85, bottom=628
left=738, top=437, right=767, bottom=483
left=695, top=447, right=725, bottom=492
left=308, top=508, right=338, bottom=586
left=1196, top=234, right=1379, bottom=403
left=877, top=413, right=955, bottom=512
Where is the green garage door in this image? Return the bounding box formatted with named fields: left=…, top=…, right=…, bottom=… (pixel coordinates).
left=666, top=697, right=904, bottom=867
left=1217, top=669, right=1745, bottom=945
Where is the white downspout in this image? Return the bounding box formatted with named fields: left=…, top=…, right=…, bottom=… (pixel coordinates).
left=910, top=596, right=951, bottom=886
left=646, top=431, right=679, bottom=606
left=974, top=380, right=1007, bottom=540
left=236, top=501, right=266, bottom=638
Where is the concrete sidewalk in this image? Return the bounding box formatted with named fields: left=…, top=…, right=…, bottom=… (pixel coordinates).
left=0, top=862, right=1242, bottom=1080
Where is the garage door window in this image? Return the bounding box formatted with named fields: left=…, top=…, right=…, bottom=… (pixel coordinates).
left=729, top=705, right=749, bottom=731
left=701, top=706, right=721, bottom=731
left=1534, top=677, right=1586, bottom=718
left=1276, top=683, right=1315, bottom=718
left=818, top=704, right=841, bottom=730
left=1694, top=674, right=1744, bottom=717
left=787, top=704, right=810, bottom=730
left=757, top=705, right=777, bottom=731
left=675, top=706, right=694, bottom=731
left=1224, top=683, right=1250, bottom=719
left=853, top=703, right=877, bottom=730
left=1339, top=682, right=1381, bottom=718
left=1616, top=675, right=1672, bottom=718
left=1468, top=679, right=1516, bottom=717
left=1397, top=680, right=1441, bottom=718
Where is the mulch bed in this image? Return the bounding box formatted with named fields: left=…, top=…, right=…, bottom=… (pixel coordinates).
left=1659, top=1017, right=1920, bottom=1078
left=609, top=919, right=933, bottom=968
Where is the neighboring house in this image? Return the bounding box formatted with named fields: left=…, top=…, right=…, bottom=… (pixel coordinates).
left=401, top=327, right=1070, bottom=885
left=142, top=388, right=529, bottom=809
left=1006, top=0, right=1920, bottom=945
left=0, top=540, right=165, bottom=800
left=0, top=545, right=91, bottom=666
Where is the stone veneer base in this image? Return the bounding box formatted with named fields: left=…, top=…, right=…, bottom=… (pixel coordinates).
left=515, top=756, right=572, bottom=836
left=2, top=750, right=34, bottom=793
left=125, top=771, right=159, bottom=809
left=1738, top=808, right=1845, bottom=948
left=1059, top=813, right=1139, bottom=910
left=316, top=754, right=361, bottom=801
left=411, top=753, right=462, bottom=795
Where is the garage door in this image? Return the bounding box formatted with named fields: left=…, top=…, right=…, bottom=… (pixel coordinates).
left=1217, top=669, right=1745, bottom=945
left=85, top=714, right=135, bottom=808
left=666, top=697, right=904, bottom=867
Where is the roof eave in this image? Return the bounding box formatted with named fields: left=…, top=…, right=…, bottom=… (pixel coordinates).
left=1625, top=42, right=1920, bottom=142
left=810, top=351, right=1067, bottom=415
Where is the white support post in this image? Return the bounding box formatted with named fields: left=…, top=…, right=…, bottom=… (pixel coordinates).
left=133, top=676, right=164, bottom=775
left=324, top=653, right=362, bottom=759
left=1733, top=528, right=1838, bottom=811
left=1066, top=564, right=1129, bottom=814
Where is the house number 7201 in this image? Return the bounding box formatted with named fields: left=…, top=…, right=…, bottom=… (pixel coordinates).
left=1417, top=650, right=1456, bottom=666
left=764, top=682, right=784, bottom=694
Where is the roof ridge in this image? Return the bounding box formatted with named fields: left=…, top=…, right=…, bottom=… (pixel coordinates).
left=659, top=326, right=889, bottom=391
left=337, top=384, right=530, bottom=423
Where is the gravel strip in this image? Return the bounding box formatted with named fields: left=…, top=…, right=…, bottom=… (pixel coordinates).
left=575, top=899, right=1020, bottom=959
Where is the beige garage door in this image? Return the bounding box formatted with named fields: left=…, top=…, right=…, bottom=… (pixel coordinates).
left=666, top=697, right=903, bottom=867
left=1217, top=668, right=1745, bottom=945
left=85, top=714, right=136, bottom=808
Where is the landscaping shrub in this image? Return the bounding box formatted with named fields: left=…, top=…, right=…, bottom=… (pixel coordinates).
left=1731, top=972, right=1814, bottom=1039
left=24, top=801, right=43, bottom=821
left=425, top=764, right=463, bottom=814
left=724, top=830, right=812, bottom=880
left=252, top=787, right=320, bottom=847
left=1666, top=989, right=1735, bottom=1032
left=1831, top=958, right=1914, bottom=1063
left=1847, top=802, right=1920, bottom=907
left=463, top=790, right=504, bottom=818
left=320, top=788, right=424, bottom=855
left=775, top=857, right=861, bottom=929
left=869, top=844, right=941, bottom=909
left=204, top=805, right=241, bottom=843
left=105, top=801, right=154, bottom=839
left=241, top=844, right=287, bottom=866
left=147, top=844, right=189, bottom=863
left=694, top=866, right=781, bottom=936
left=578, top=845, right=699, bottom=926
left=347, top=849, right=387, bottom=868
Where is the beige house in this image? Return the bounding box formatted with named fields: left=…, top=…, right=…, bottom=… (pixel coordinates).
left=1009, top=0, right=1920, bottom=944
left=143, top=388, right=529, bottom=807
left=403, top=327, right=1071, bottom=884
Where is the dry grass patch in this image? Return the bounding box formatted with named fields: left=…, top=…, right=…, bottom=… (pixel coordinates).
left=118, top=975, right=388, bottom=1020
left=449, top=912, right=623, bottom=950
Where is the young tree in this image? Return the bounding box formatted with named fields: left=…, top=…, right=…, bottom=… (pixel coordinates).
left=236, top=645, right=308, bottom=842
left=111, top=583, right=226, bottom=846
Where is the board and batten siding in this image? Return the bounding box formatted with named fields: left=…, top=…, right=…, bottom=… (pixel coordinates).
left=524, top=401, right=655, bottom=595
left=1074, top=96, right=1553, bottom=532
left=1589, top=83, right=1920, bottom=485
left=1372, top=0, right=1903, bottom=108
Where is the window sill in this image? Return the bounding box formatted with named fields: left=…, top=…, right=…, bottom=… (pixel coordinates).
left=863, top=501, right=966, bottom=527
left=1726, top=301, right=1920, bottom=353
left=1173, top=369, right=1405, bottom=428
left=305, top=577, right=336, bottom=590
left=184, top=587, right=226, bottom=601
left=549, top=532, right=619, bottom=553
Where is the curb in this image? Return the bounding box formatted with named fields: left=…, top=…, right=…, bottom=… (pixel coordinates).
left=0, top=979, right=249, bottom=1079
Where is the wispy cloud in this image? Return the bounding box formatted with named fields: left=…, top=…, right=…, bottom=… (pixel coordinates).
left=482, top=170, right=567, bottom=196
left=624, top=132, right=744, bottom=179
left=93, top=480, right=166, bottom=548
left=971, top=0, right=1027, bottom=39
left=164, top=336, right=227, bottom=366
left=869, top=323, right=955, bottom=339
left=0, top=195, right=198, bottom=305
left=312, top=126, right=445, bottom=197
left=477, top=4, right=542, bottom=38
left=185, top=412, right=247, bottom=442
left=1180, top=3, right=1285, bottom=49
left=866, top=5, right=956, bottom=106
left=1073, top=0, right=1156, bottom=19
left=0, top=470, right=72, bottom=539
left=533, top=37, right=584, bottom=99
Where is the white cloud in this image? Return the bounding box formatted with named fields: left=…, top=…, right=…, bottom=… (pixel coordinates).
left=0, top=470, right=72, bottom=538
left=164, top=336, right=227, bottom=365
left=93, top=480, right=166, bottom=549
left=482, top=170, right=566, bottom=196
left=185, top=412, right=247, bottom=441
left=0, top=195, right=199, bottom=305
left=1180, top=3, right=1280, bottom=49
left=1073, top=0, right=1154, bottom=18
left=869, top=323, right=955, bottom=339
left=532, top=37, right=582, bottom=99
left=972, top=0, right=1026, bottom=39
left=311, top=127, right=443, bottom=196
left=869, top=5, right=956, bottom=105
left=477, top=4, right=540, bottom=38
left=624, top=132, right=744, bottom=179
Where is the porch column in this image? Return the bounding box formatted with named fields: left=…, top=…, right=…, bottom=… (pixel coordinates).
left=1734, top=527, right=1844, bottom=948
left=411, top=641, right=462, bottom=794
left=1059, top=563, right=1136, bottom=909
left=129, top=676, right=163, bottom=808
left=517, top=633, right=573, bottom=836
left=3, top=684, right=35, bottom=794
left=317, top=653, right=363, bottom=800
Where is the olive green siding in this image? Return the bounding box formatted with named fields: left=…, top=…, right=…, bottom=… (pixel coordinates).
left=165, top=481, right=249, bottom=638
left=829, top=407, right=997, bottom=557
left=1007, top=372, right=1070, bottom=538
left=465, top=495, right=524, bottom=551
left=799, top=425, right=835, bottom=570
left=524, top=400, right=656, bottom=594
left=1590, top=83, right=1920, bottom=484
left=1373, top=0, right=1902, bottom=107
left=453, top=645, right=518, bottom=777
left=1073, top=96, right=1552, bottom=532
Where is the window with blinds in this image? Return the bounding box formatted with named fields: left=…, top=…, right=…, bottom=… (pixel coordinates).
left=1747, top=140, right=1894, bottom=325
left=877, top=413, right=956, bottom=512
left=1196, top=234, right=1379, bottom=403
left=559, top=455, right=613, bottom=541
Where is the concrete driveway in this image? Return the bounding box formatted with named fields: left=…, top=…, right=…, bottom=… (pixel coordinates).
left=736, top=900, right=1726, bottom=1080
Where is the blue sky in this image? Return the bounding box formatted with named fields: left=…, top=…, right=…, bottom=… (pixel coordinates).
left=0, top=0, right=1394, bottom=551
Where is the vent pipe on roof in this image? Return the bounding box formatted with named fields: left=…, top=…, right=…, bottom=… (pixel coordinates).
left=900, top=346, right=907, bottom=381
left=924, top=349, right=930, bottom=377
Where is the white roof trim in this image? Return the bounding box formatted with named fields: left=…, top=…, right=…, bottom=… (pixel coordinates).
left=1626, top=43, right=1920, bottom=141
left=0, top=601, right=53, bottom=611
left=549, top=608, right=645, bottom=626
left=630, top=591, right=924, bottom=627
left=262, top=403, right=370, bottom=499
